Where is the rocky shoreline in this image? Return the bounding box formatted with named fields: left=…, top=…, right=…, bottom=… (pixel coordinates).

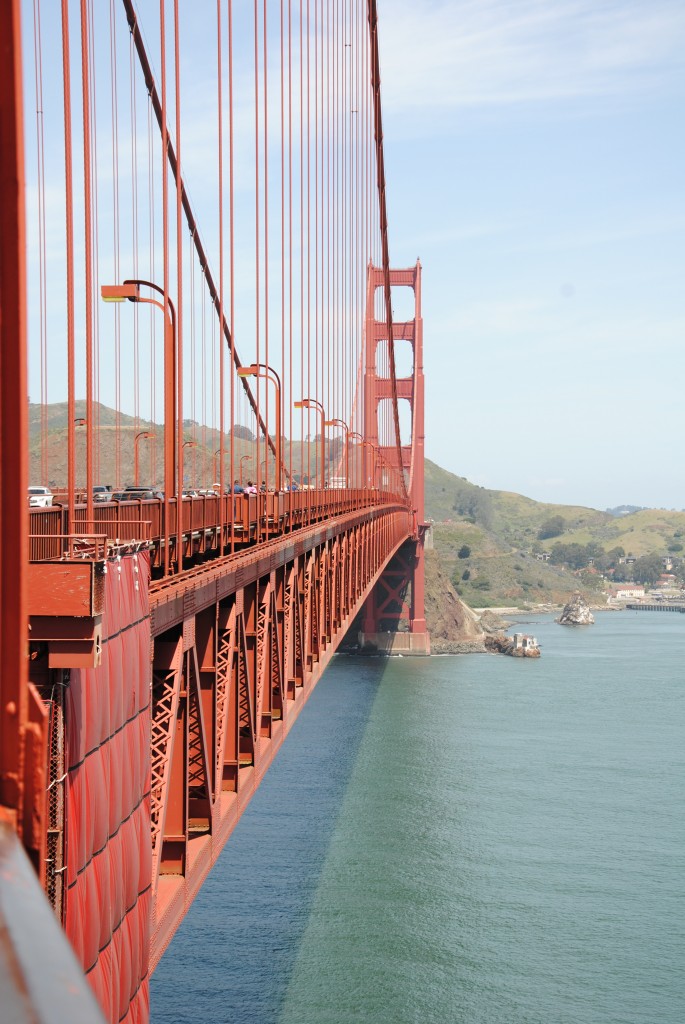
left=557, top=591, right=595, bottom=626
left=390, top=554, right=608, bottom=657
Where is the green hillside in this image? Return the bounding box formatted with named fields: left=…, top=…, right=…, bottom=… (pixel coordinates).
left=28, top=403, right=681, bottom=608
left=425, top=459, right=683, bottom=607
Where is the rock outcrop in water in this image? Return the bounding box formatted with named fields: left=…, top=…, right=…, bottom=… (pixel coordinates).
left=558, top=591, right=594, bottom=626
left=485, top=632, right=541, bottom=657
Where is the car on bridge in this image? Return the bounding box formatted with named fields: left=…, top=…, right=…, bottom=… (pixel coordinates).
left=28, top=485, right=53, bottom=507
left=112, top=485, right=164, bottom=501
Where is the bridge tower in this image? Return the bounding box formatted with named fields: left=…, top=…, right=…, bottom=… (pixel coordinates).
left=360, top=262, right=430, bottom=655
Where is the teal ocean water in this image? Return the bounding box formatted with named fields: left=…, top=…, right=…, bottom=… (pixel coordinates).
left=152, top=611, right=684, bottom=1023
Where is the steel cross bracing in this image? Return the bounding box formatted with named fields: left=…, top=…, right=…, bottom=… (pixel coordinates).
left=148, top=502, right=413, bottom=970
left=1, top=2, right=430, bottom=1023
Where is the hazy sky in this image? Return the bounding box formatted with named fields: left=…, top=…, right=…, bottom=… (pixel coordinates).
left=378, top=0, right=685, bottom=510
left=24, top=1, right=685, bottom=511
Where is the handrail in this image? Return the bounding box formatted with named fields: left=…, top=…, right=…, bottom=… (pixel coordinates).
left=28, top=488, right=408, bottom=571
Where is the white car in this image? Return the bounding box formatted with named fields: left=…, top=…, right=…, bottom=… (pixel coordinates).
left=28, top=486, right=53, bottom=507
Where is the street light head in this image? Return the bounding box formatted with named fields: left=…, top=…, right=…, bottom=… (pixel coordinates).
left=182, top=440, right=198, bottom=449
left=237, top=365, right=258, bottom=378
left=100, top=282, right=140, bottom=302
left=294, top=400, right=305, bottom=409
left=74, top=417, right=86, bottom=426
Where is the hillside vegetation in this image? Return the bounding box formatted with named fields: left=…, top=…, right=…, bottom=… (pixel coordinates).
left=28, top=402, right=343, bottom=489
left=28, top=403, right=681, bottom=608
left=425, top=460, right=683, bottom=608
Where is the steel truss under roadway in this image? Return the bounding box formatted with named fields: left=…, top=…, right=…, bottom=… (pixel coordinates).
left=148, top=501, right=411, bottom=967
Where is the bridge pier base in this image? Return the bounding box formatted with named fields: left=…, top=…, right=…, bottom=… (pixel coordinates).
left=358, top=631, right=430, bottom=656
left=359, top=537, right=431, bottom=656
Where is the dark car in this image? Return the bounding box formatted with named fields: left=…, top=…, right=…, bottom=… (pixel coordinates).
left=112, top=486, right=164, bottom=501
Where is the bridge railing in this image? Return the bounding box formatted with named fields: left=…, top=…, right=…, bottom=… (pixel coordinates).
left=29, top=487, right=406, bottom=569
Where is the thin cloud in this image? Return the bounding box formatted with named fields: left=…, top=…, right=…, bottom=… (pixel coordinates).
left=379, top=0, right=685, bottom=115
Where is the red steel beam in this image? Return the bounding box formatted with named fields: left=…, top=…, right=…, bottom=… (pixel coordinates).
left=0, top=0, right=29, bottom=832
left=149, top=506, right=410, bottom=969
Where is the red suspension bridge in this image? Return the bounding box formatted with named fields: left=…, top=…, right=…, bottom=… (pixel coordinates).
left=0, top=2, right=428, bottom=1021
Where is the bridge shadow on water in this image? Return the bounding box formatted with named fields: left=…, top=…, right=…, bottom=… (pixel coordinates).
left=151, top=655, right=389, bottom=1024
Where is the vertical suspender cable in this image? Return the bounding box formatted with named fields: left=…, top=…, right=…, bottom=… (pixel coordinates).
left=217, top=0, right=225, bottom=539
left=80, top=0, right=94, bottom=525
left=314, top=0, right=318, bottom=466
left=88, top=1, right=101, bottom=487
left=123, top=1, right=278, bottom=480
left=263, top=0, right=270, bottom=494
left=130, top=32, right=140, bottom=435
left=280, top=0, right=285, bottom=492
left=110, top=0, right=122, bottom=488
left=148, top=95, right=157, bottom=486
left=174, top=0, right=184, bottom=566
left=61, top=0, right=76, bottom=511
left=306, top=0, right=311, bottom=490
left=159, top=0, right=171, bottom=573
left=229, top=0, right=236, bottom=548
left=253, top=0, right=261, bottom=496
left=287, top=0, right=293, bottom=501
left=32, top=0, right=48, bottom=487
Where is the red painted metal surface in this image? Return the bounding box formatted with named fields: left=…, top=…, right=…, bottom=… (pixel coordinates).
left=1, top=2, right=105, bottom=1017
left=362, top=262, right=429, bottom=647
left=2, top=3, right=430, bottom=1022
left=0, top=0, right=29, bottom=838
left=62, top=552, right=151, bottom=1022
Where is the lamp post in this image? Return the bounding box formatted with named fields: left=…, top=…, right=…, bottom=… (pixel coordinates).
left=239, top=454, right=250, bottom=488
left=377, top=451, right=387, bottom=490
left=367, top=442, right=380, bottom=489
left=134, top=431, right=155, bottom=486
left=294, top=397, right=326, bottom=488
left=349, top=433, right=376, bottom=488
left=182, top=440, right=197, bottom=491
left=324, top=417, right=349, bottom=486
left=348, top=431, right=365, bottom=487
left=101, top=279, right=176, bottom=574
left=237, top=363, right=283, bottom=489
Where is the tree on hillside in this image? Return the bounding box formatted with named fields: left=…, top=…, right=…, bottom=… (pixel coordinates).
left=230, top=424, right=255, bottom=441
left=550, top=542, right=589, bottom=570
left=451, top=480, right=493, bottom=528
left=632, top=554, right=663, bottom=587
left=612, top=562, right=633, bottom=582
left=594, top=546, right=625, bottom=572
left=457, top=545, right=471, bottom=559
left=538, top=515, right=566, bottom=540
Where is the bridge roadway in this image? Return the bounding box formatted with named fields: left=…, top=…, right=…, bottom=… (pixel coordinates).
left=28, top=487, right=400, bottom=570
left=24, top=488, right=416, bottom=1019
